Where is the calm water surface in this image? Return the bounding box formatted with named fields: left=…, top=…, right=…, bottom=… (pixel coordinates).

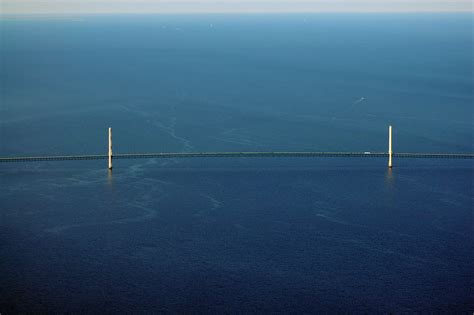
left=0, top=14, right=473, bottom=312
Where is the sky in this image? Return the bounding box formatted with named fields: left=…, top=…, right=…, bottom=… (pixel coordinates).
left=1, top=0, right=472, bottom=14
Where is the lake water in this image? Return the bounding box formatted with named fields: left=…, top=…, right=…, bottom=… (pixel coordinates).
left=0, top=14, right=473, bottom=312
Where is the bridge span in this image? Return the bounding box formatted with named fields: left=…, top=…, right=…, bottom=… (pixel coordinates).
left=1, top=151, right=473, bottom=163
left=0, top=126, right=473, bottom=167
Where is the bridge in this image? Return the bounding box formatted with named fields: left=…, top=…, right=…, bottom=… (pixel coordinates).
left=0, top=126, right=473, bottom=168
left=1, top=152, right=473, bottom=162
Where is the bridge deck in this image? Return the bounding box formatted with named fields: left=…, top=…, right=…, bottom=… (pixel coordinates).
left=0, top=151, right=473, bottom=162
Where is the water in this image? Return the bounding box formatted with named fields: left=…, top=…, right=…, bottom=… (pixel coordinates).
left=0, top=14, right=473, bottom=312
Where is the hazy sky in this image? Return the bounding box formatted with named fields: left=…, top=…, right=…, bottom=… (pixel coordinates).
left=1, top=0, right=472, bottom=14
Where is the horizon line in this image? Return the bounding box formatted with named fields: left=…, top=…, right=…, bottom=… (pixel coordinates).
left=1, top=10, right=473, bottom=16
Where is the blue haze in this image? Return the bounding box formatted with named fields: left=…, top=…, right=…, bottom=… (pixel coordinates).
left=0, top=14, right=473, bottom=312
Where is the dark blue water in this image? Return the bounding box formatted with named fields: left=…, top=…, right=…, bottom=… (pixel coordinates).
left=0, top=14, right=473, bottom=312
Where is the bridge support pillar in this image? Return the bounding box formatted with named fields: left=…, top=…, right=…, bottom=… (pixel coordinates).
left=108, top=127, right=112, bottom=169
left=388, top=125, right=393, bottom=168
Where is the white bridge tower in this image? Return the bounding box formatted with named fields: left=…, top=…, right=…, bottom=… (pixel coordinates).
left=388, top=125, right=393, bottom=168
left=108, top=127, right=113, bottom=169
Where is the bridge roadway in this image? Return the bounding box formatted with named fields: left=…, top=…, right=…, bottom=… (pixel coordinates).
left=0, top=151, right=473, bottom=162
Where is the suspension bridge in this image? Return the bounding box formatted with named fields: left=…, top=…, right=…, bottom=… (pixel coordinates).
left=0, top=126, right=473, bottom=168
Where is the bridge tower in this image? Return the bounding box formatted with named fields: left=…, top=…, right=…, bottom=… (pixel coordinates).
left=388, top=125, right=393, bottom=168
left=108, top=127, right=113, bottom=169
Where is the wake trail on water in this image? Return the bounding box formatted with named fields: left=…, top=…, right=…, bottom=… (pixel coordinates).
left=351, top=97, right=365, bottom=107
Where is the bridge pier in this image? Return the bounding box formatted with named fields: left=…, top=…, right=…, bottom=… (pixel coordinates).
left=108, top=127, right=112, bottom=169
left=388, top=125, right=393, bottom=168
